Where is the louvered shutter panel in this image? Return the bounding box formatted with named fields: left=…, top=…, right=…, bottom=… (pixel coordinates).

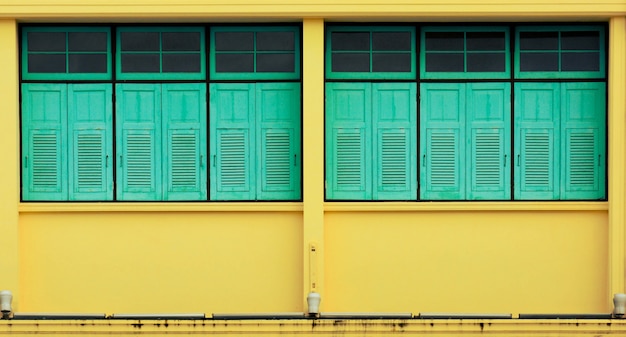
left=420, top=83, right=465, bottom=200
left=116, top=84, right=162, bottom=200
left=256, top=83, right=301, bottom=200
left=325, top=83, right=372, bottom=200
left=514, top=83, right=559, bottom=200
left=210, top=83, right=255, bottom=200
left=560, top=82, right=606, bottom=200
left=372, top=83, right=417, bottom=200
left=21, top=84, right=68, bottom=200
left=466, top=83, right=511, bottom=200
left=162, top=84, right=207, bottom=201
left=67, top=84, right=113, bottom=200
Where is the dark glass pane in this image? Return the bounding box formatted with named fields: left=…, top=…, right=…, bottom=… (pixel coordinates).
left=68, top=32, right=108, bottom=52
left=256, top=53, right=295, bottom=72
left=519, top=31, right=558, bottom=50
left=331, top=32, right=370, bottom=51
left=466, top=32, right=505, bottom=51
left=372, top=32, right=412, bottom=51
left=28, top=54, right=66, bottom=73
left=467, top=52, right=505, bottom=72
left=69, top=54, right=108, bottom=73
left=214, top=32, right=254, bottom=51
left=120, top=32, right=160, bottom=51
left=372, top=53, right=411, bottom=72
left=561, top=31, right=600, bottom=50
left=215, top=53, right=254, bottom=72
left=121, top=53, right=160, bottom=72
left=424, top=32, right=464, bottom=51
left=331, top=53, right=370, bottom=72
left=519, top=52, right=558, bottom=71
left=28, top=32, right=66, bottom=52
left=163, top=53, right=201, bottom=72
left=561, top=52, right=600, bottom=71
left=162, top=32, right=201, bottom=51
left=425, top=53, right=464, bottom=72
left=257, top=31, right=295, bottom=51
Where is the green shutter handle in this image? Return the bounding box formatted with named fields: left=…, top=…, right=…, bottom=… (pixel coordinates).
left=598, top=154, right=601, bottom=167
left=517, top=155, right=520, bottom=167
left=200, top=155, right=204, bottom=168
left=213, top=155, right=216, bottom=167
left=119, top=155, right=123, bottom=167
left=24, top=156, right=27, bottom=168
left=422, top=154, right=425, bottom=167
left=106, top=155, right=109, bottom=168
left=504, top=154, right=507, bottom=167
left=294, top=154, right=297, bottom=167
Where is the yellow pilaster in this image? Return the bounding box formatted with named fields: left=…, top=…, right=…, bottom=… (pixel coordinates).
left=302, top=18, right=325, bottom=310
left=608, top=16, right=626, bottom=298
left=0, top=19, right=20, bottom=307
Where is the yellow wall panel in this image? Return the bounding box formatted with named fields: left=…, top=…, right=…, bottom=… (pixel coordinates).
left=325, top=211, right=608, bottom=314
left=18, top=212, right=303, bottom=314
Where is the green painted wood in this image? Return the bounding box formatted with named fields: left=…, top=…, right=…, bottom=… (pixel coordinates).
left=162, top=83, right=207, bottom=201
left=21, top=83, right=68, bottom=200
left=514, top=83, right=560, bottom=200
left=325, top=82, right=372, bottom=200
left=67, top=84, right=113, bottom=200
left=372, top=83, right=417, bottom=200
left=420, top=83, right=465, bottom=200
left=560, top=82, right=606, bottom=200
left=256, top=83, right=301, bottom=200
left=466, top=83, right=511, bottom=200
left=209, top=83, right=255, bottom=200
left=115, top=84, right=162, bottom=201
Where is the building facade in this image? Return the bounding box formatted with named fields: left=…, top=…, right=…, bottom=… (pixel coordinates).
left=1, top=0, right=626, bottom=336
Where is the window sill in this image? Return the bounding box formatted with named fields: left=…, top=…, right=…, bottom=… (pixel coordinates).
left=18, top=202, right=304, bottom=213
left=323, top=201, right=609, bottom=212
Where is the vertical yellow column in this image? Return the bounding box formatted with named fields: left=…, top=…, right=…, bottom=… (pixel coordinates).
left=0, top=19, right=20, bottom=308
left=302, top=18, right=325, bottom=311
left=608, top=16, right=626, bottom=299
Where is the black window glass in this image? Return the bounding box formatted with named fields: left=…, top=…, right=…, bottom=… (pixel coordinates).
left=69, top=54, right=107, bottom=73
left=331, top=53, right=370, bottom=72
left=425, top=32, right=464, bottom=51
left=162, top=32, right=201, bottom=51
left=214, top=32, right=254, bottom=51
left=68, top=32, right=108, bottom=52
left=467, top=53, right=505, bottom=72
left=331, top=32, right=370, bottom=51
left=257, top=32, right=295, bottom=51
left=372, top=32, right=411, bottom=51
left=466, top=32, right=505, bottom=51
left=162, top=53, right=201, bottom=72
left=120, top=32, right=160, bottom=51
left=121, top=53, right=160, bottom=72
left=215, top=53, right=254, bottom=72
left=561, top=52, right=600, bottom=71
left=425, top=53, right=464, bottom=72
left=256, top=53, right=295, bottom=72
left=28, top=32, right=66, bottom=52
left=28, top=54, right=66, bottom=73
left=561, top=31, right=600, bottom=50
left=520, top=52, right=558, bottom=71
left=372, top=53, right=411, bottom=72
left=519, top=31, right=558, bottom=50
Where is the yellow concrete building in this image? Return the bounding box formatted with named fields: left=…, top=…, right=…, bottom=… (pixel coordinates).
left=1, top=0, right=626, bottom=336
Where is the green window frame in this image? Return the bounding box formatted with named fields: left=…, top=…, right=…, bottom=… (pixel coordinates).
left=116, top=26, right=206, bottom=81
left=420, top=26, right=510, bottom=80
left=325, top=26, right=416, bottom=80
left=22, top=26, right=112, bottom=81
left=514, top=25, right=606, bottom=79
left=209, top=26, right=301, bottom=81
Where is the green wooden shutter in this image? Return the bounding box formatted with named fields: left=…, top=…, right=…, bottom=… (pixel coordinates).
left=116, top=84, right=162, bottom=200
left=162, top=83, right=207, bottom=201
left=256, top=83, right=301, bottom=200
left=325, top=83, right=372, bottom=200
left=466, top=83, right=511, bottom=200
left=21, top=83, right=68, bottom=200
left=372, top=83, right=417, bottom=200
left=210, top=83, right=255, bottom=200
left=560, top=82, right=606, bottom=200
left=514, top=83, right=560, bottom=200
left=67, top=84, right=113, bottom=200
left=420, top=83, right=465, bottom=200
